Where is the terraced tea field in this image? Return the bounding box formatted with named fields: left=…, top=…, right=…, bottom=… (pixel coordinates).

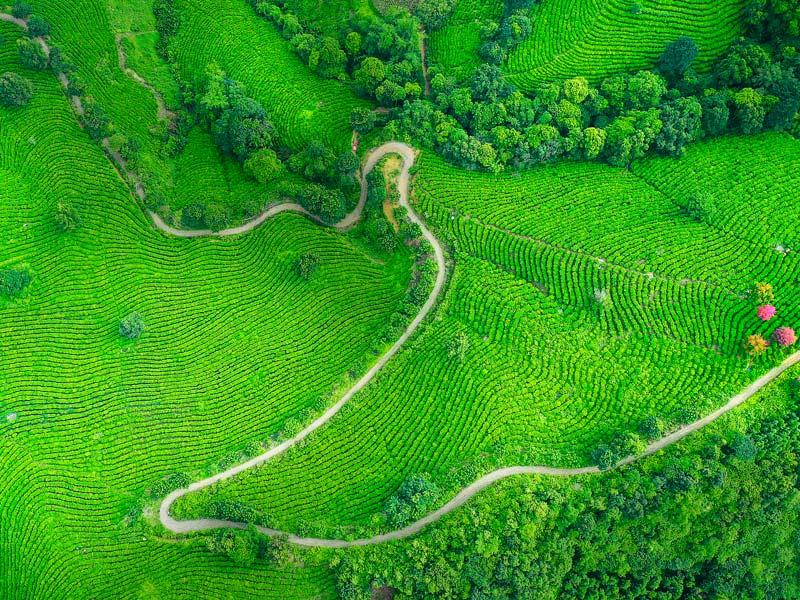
left=171, top=132, right=800, bottom=538
left=505, top=0, right=747, bottom=89
left=3, top=0, right=800, bottom=596
left=0, top=22, right=405, bottom=597
left=427, top=0, right=503, bottom=79
left=171, top=0, right=371, bottom=152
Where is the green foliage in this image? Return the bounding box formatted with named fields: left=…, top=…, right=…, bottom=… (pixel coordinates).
left=288, top=140, right=337, bottom=184
left=243, top=148, right=283, bottom=184
left=148, top=472, right=192, bottom=499
left=0, top=71, right=33, bottom=106
left=26, top=16, right=51, bottom=38
left=294, top=253, right=320, bottom=280
left=11, top=1, right=32, bottom=19
left=444, top=331, right=470, bottom=362
left=658, top=36, right=699, bottom=81
left=54, top=201, right=82, bottom=232
left=637, top=416, right=665, bottom=441
left=119, top=312, right=145, bottom=340
left=383, top=474, right=440, bottom=527
left=81, top=99, right=111, bottom=140
left=205, top=528, right=258, bottom=566
left=336, top=379, right=800, bottom=598
left=416, top=0, right=456, bottom=31
left=0, top=267, right=32, bottom=297
left=16, top=38, right=48, bottom=69
left=682, top=190, right=719, bottom=226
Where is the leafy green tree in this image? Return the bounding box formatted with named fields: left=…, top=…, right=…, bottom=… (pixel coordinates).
left=0, top=72, right=33, bottom=107
left=563, top=76, right=590, bottom=104
left=0, top=267, right=32, bottom=297
left=384, top=474, right=440, bottom=527
left=638, top=416, right=665, bottom=441
left=82, top=99, right=111, bottom=140
left=16, top=38, right=48, bottom=70
left=335, top=152, right=361, bottom=186
left=625, top=70, right=667, bottom=109
left=199, top=63, right=229, bottom=113
left=416, top=0, right=456, bottom=31
left=308, top=37, right=346, bottom=79
left=654, top=96, right=702, bottom=156
left=26, top=16, right=51, bottom=38
left=288, top=140, right=337, bottom=183
left=591, top=444, right=616, bottom=470
left=582, top=127, right=606, bottom=159
left=213, top=90, right=275, bottom=161
left=12, top=1, right=32, bottom=19
left=700, top=90, right=730, bottom=136
left=205, top=529, right=258, bottom=566
left=181, top=202, right=206, bottom=228
left=204, top=204, right=230, bottom=232
left=733, top=87, right=777, bottom=133
left=243, top=148, right=283, bottom=184
left=600, top=73, right=628, bottom=112
left=350, top=107, right=376, bottom=134
left=48, top=45, right=69, bottom=74
left=499, top=11, right=532, bottom=48
left=731, top=432, right=757, bottom=461
left=658, top=36, right=699, bottom=81
left=682, top=190, right=719, bottom=225
left=295, top=253, right=320, bottom=280
left=55, top=202, right=81, bottom=232
left=354, top=56, right=386, bottom=92
left=716, top=42, right=771, bottom=87
left=344, top=31, right=362, bottom=56
left=119, top=312, right=145, bottom=340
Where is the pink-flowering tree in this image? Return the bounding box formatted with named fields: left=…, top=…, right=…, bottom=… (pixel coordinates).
left=773, top=327, right=797, bottom=348
left=757, top=305, right=777, bottom=321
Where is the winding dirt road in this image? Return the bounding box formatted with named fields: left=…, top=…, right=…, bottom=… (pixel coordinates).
left=4, top=11, right=799, bottom=550
left=158, top=140, right=800, bottom=546
left=159, top=142, right=451, bottom=544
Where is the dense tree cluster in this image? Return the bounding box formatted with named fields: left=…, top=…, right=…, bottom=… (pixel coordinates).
left=16, top=37, right=48, bottom=70
left=336, top=391, right=800, bottom=599
left=246, top=0, right=423, bottom=105
left=241, top=0, right=800, bottom=173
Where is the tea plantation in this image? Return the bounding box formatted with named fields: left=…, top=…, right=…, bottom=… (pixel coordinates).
left=1, top=0, right=799, bottom=598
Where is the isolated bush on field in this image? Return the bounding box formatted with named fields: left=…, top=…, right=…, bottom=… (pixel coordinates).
left=0, top=72, right=33, bottom=106
left=119, top=312, right=145, bottom=340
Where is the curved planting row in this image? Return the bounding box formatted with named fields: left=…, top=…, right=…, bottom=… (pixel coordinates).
left=172, top=0, right=371, bottom=152
left=505, top=0, right=746, bottom=89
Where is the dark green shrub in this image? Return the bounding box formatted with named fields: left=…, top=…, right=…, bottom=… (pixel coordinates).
left=0, top=72, right=33, bottom=107
left=0, top=268, right=32, bottom=297
left=17, top=38, right=48, bottom=70
left=119, top=312, right=145, bottom=340
left=26, top=16, right=51, bottom=38
left=295, top=253, right=320, bottom=280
